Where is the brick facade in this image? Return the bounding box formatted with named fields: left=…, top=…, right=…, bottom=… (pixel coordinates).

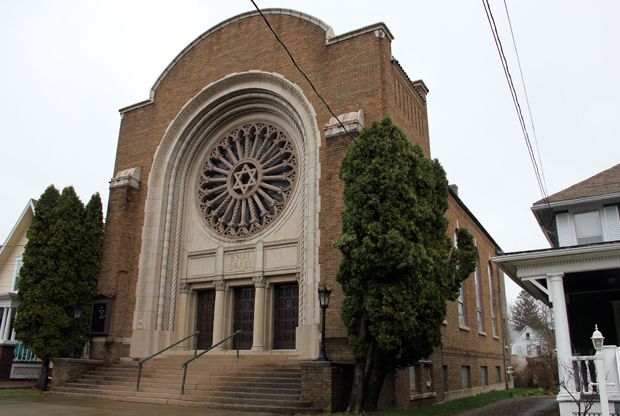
left=96, top=9, right=508, bottom=408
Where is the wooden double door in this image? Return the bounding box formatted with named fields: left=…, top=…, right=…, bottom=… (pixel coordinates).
left=195, top=283, right=299, bottom=351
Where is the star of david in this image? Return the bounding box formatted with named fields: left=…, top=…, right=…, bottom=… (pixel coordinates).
left=232, top=163, right=258, bottom=194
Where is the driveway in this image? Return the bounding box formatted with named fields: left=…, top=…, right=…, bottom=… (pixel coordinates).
left=458, top=395, right=559, bottom=416
left=0, top=396, right=280, bottom=416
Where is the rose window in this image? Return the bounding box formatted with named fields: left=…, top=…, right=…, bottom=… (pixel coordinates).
left=198, top=123, right=298, bottom=239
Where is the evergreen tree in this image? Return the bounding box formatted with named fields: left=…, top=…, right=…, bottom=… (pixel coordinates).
left=335, top=118, right=477, bottom=413
left=510, top=290, right=545, bottom=331
left=14, top=186, right=102, bottom=390
left=77, top=193, right=104, bottom=352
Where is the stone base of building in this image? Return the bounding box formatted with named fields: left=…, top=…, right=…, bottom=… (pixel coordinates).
left=300, top=361, right=353, bottom=413
left=50, top=358, right=104, bottom=388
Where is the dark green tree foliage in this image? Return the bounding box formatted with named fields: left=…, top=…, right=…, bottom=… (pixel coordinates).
left=77, top=194, right=104, bottom=348
left=14, top=186, right=103, bottom=390
left=335, top=118, right=477, bottom=413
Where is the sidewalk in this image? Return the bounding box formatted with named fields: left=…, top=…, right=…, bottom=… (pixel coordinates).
left=0, top=396, right=281, bottom=416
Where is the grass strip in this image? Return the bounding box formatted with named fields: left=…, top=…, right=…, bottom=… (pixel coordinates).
left=0, top=389, right=40, bottom=398
left=334, top=387, right=543, bottom=416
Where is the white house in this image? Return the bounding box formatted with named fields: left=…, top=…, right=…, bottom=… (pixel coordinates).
left=510, top=325, right=547, bottom=370
left=493, top=163, right=620, bottom=415
left=0, top=200, right=39, bottom=379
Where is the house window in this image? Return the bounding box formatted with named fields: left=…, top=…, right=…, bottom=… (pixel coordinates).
left=574, top=210, right=603, bottom=244
left=458, top=283, right=467, bottom=327
left=411, top=363, right=433, bottom=392
left=487, top=263, right=498, bottom=337
left=481, top=366, right=489, bottom=385
left=496, top=366, right=501, bottom=383
left=525, top=332, right=530, bottom=340
left=443, top=365, right=449, bottom=392
left=474, top=260, right=484, bottom=332
left=461, top=366, right=471, bottom=389
left=409, top=365, right=417, bottom=391
left=12, top=256, right=23, bottom=291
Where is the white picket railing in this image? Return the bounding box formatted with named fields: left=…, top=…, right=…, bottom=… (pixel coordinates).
left=12, top=341, right=37, bottom=362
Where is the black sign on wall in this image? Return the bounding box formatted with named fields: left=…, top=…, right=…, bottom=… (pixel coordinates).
left=91, top=299, right=111, bottom=335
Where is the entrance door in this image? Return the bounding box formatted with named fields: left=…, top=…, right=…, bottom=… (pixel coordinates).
left=233, top=287, right=255, bottom=350
left=274, top=283, right=298, bottom=349
left=196, top=289, right=215, bottom=349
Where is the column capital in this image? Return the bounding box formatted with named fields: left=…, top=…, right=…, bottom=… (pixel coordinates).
left=214, top=278, right=227, bottom=291
left=253, top=275, right=266, bottom=288
left=546, top=272, right=565, bottom=282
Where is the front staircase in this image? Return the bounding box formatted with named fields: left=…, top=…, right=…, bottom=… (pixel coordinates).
left=50, top=354, right=321, bottom=414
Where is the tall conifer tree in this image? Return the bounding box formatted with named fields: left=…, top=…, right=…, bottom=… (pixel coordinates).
left=14, top=186, right=102, bottom=390
left=335, top=118, right=477, bottom=413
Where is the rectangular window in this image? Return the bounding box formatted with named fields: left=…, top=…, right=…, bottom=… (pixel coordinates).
left=481, top=366, right=489, bottom=385
left=458, top=283, right=467, bottom=327
left=574, top=210, right=603, bottom=244
left=443, top=365, right=449, bottom=392
left=496, top=366, right=502, bottom=383
left=409, top=365, right=417, bottom=391
left=474, top=262, right=484, bottom=332
left=487, top=263, right=498, bottom=337
left=461, top=366, right=471, bottom=389
left=12, top=256, right=23, bottom=291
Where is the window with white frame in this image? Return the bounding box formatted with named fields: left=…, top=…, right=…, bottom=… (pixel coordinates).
left=458, top=282, right=467, bottom=327
left=12, top=256, right=23, bottom=291
left=474, top=260, right=484, bottom=333
left=574, top=210, right=603, bottom=244
left=487, top=263, right=498, bottom=337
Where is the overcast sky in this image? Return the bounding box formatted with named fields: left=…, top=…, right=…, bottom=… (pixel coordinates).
left=1, top=1, right=618, bottom=305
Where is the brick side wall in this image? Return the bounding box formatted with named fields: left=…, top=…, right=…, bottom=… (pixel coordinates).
left=50, top=358, right=104, bottom=388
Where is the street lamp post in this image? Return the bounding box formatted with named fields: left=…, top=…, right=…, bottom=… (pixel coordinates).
left=317, top=286, right=332, bottom=362
left=591, top=325, right=610, bottom=416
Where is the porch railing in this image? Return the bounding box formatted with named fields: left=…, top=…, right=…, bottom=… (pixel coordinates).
left=12, top=341, right=37, bottom=362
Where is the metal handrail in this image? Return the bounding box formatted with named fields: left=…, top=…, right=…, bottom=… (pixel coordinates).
left=180, top=330, right=241, bottom=395
left=135, top=331, right=200, bottom=391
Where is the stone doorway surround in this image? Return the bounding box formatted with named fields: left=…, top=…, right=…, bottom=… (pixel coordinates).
left=129, top=71, right=322, bottom=360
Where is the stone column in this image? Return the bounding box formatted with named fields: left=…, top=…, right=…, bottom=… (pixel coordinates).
left=252, top=275, right=266, bottom=351
left=212, top=279, right=226, bottom=347
left=0, top=308, right=7, bottom=342
left=546, top=272, right=572, bottom=397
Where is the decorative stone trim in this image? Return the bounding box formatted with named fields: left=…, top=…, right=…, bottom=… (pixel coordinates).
left=324, top=111, right=364, bottom=139
left=109, top=166, right=141, bottom=190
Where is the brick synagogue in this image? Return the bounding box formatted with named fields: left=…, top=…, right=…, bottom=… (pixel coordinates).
left=81, top=9, right=510, bottom=412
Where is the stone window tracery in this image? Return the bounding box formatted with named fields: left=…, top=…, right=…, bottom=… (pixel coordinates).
left=198, top=122, right=298, bottom=239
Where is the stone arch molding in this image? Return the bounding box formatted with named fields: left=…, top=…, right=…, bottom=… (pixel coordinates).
left=132, top=71, right=321, bottom=355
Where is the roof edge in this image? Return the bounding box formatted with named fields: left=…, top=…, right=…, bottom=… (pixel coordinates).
left=120, top=8, right=336, bottom=114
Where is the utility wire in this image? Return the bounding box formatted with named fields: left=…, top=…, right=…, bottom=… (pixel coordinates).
left=502, top=0, right=548, bottom=198
left=482, top=0, right=549, bottom=205
left=249, top=0, right=367, bottom=154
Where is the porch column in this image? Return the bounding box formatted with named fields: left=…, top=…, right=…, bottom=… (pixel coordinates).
left=0, top=308, right=7, bottom=342
left=251, top=275, right=266, bottom=351
left=212, top=279, right=226, bottom=347
left=5, top=308, right=14, bottom=342
left=546, top=272, right=572, bottom=396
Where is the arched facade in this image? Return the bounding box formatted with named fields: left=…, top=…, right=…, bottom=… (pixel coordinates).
left=130, top=71, right=321, bottom=358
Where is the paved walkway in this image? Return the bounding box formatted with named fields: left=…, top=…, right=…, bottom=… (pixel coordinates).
left=0, top=396, right=280, bottom=416
left=458, top=395, right=559, bottom=416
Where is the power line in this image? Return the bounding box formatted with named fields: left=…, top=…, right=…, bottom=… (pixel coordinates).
left=249, top=0, right=361, bottom=150
left=482, top=0, right=549, bottom=206
left=502, top=0, right=548, bottom=198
